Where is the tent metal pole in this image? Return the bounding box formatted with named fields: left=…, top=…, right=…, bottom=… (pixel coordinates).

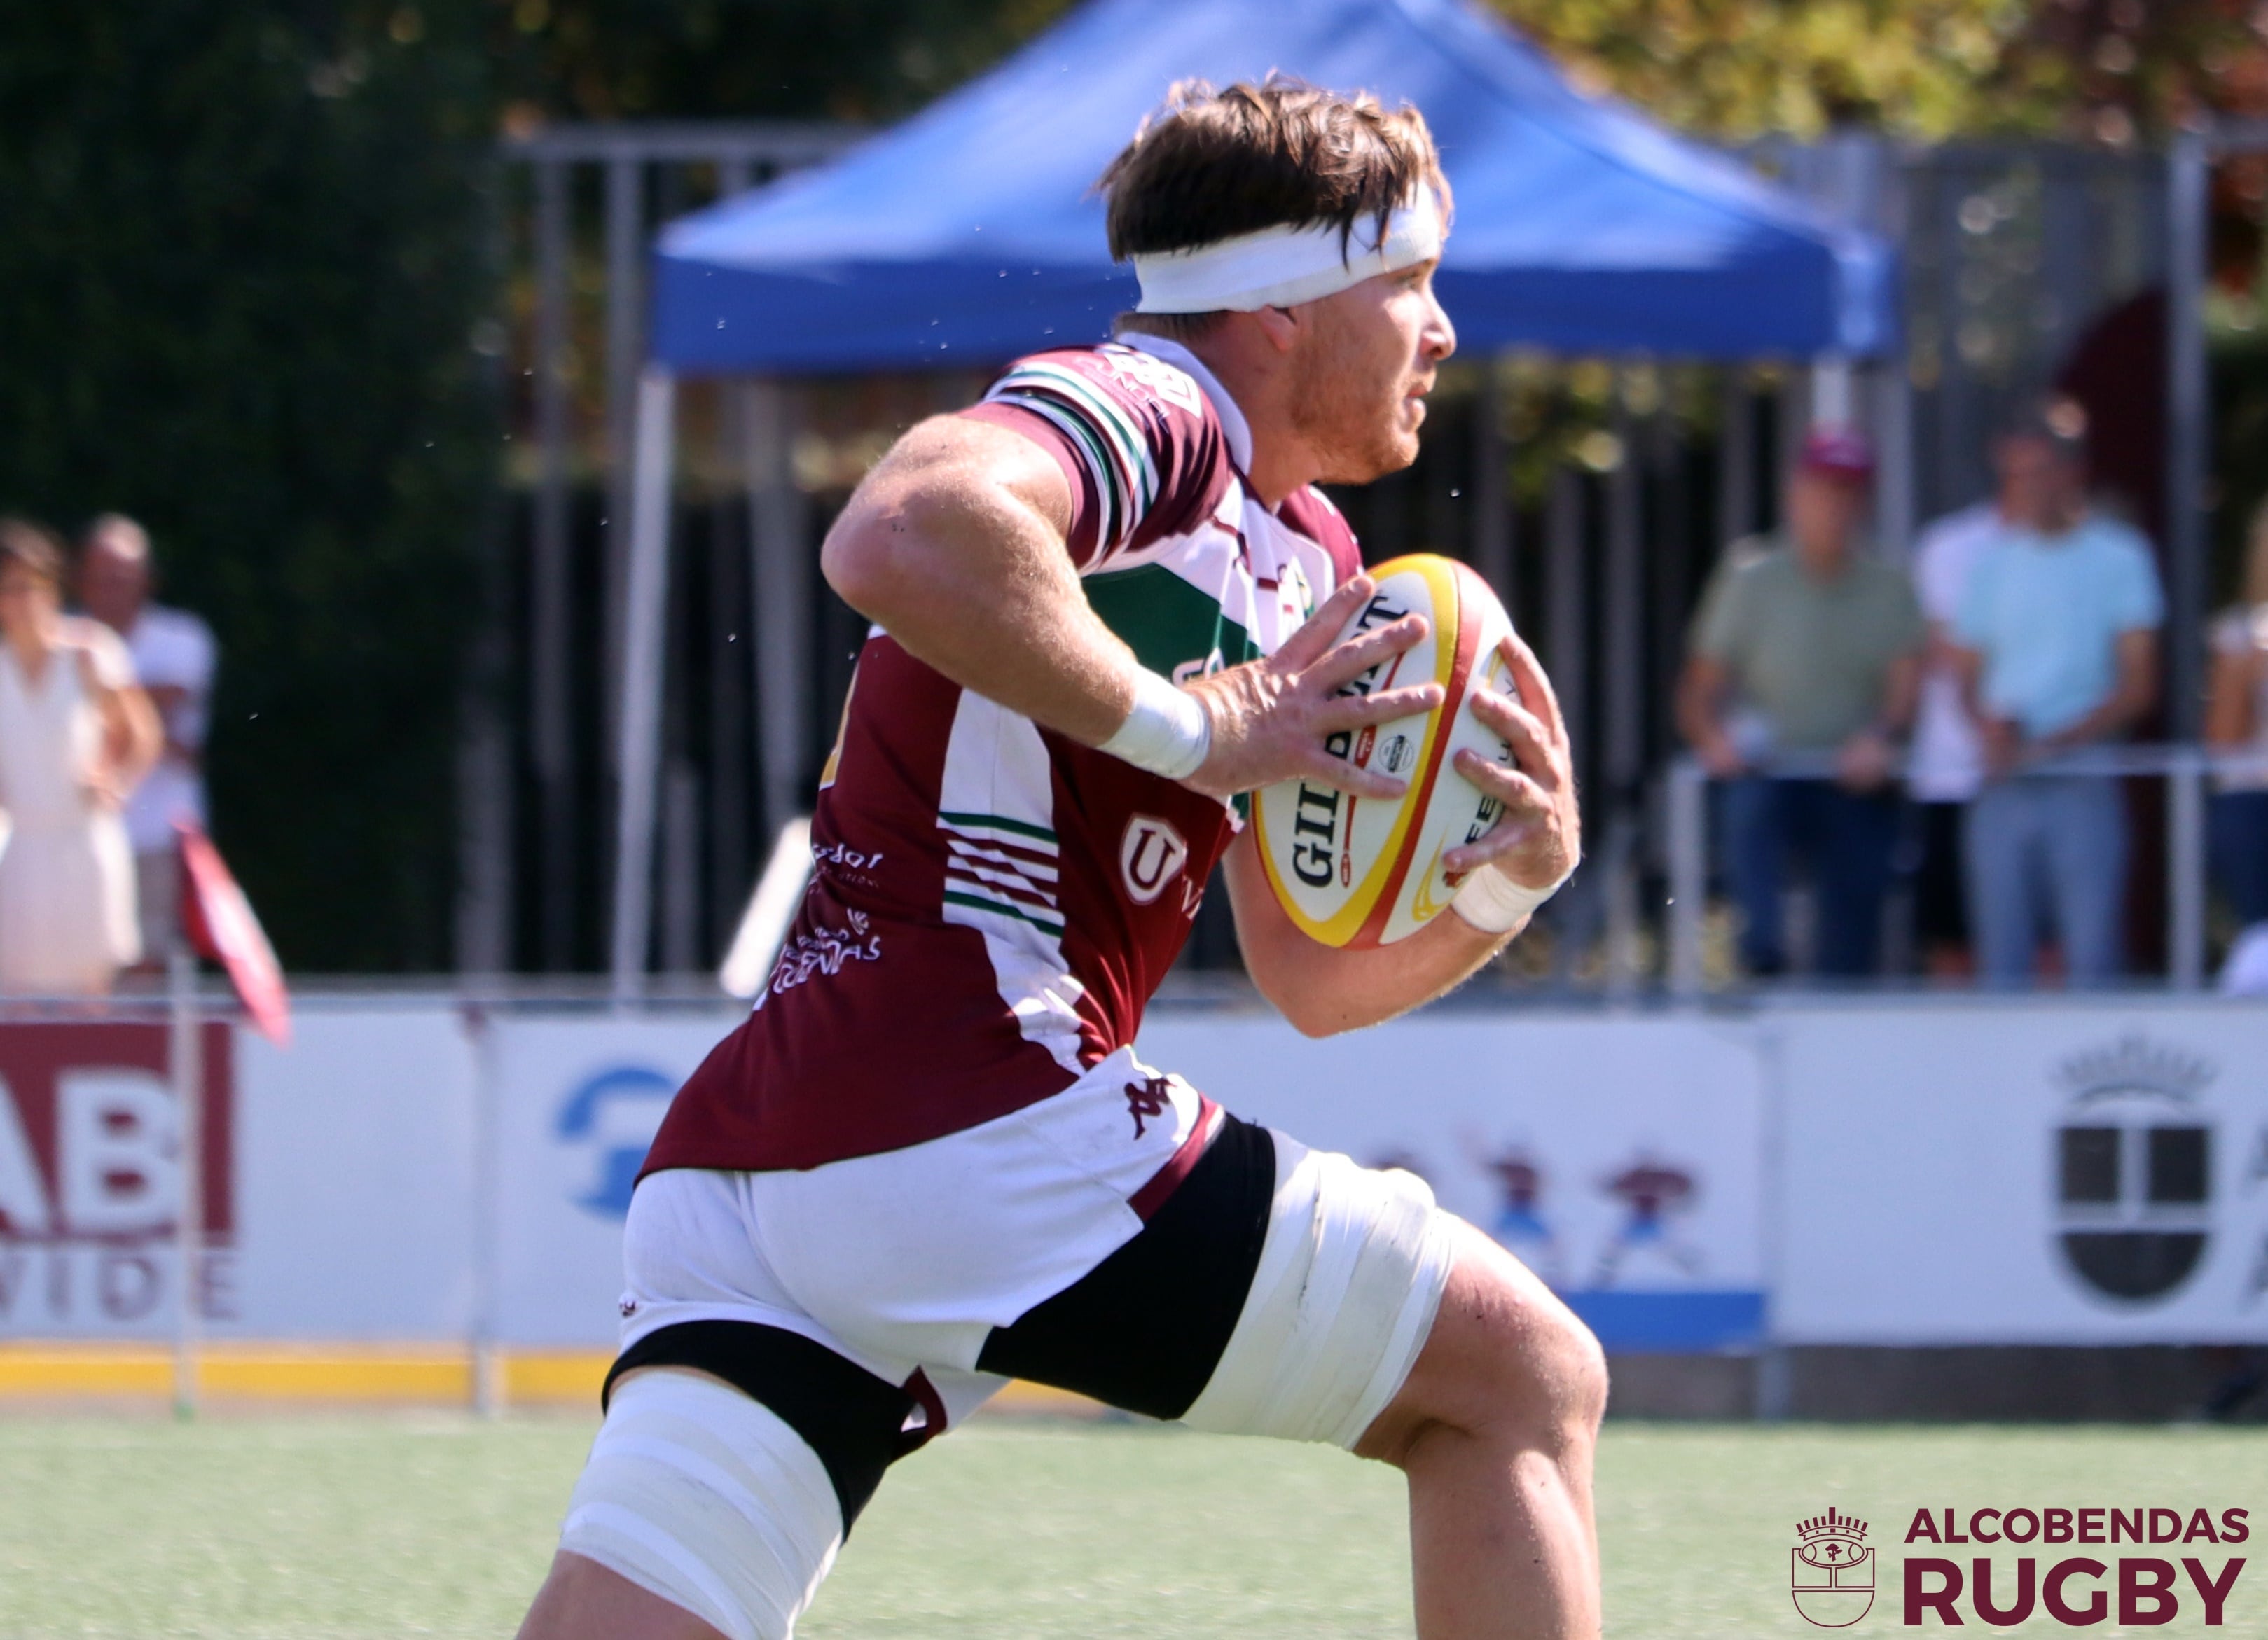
left=710, top=160, right=756, bottom=943
left=1603, top=384, right=1644, bottom=992
left=609, top=366, right=678, bottom=1003
left=1873, top=360, right=1916, bottom=563
left=746, top=382, right=812, bottom=841
left=1717, top=369, right=1753, bottom=552
left=1545, top=464, right=1587, bottom=776
left=532, top=158, right=575, bottom=969
left=603, top=157, right=646, bottom=762
left=2165, top=134, right=2209, bottom=744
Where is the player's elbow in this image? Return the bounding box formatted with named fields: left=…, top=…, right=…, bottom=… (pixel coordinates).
left=819, top=506, right=899, bottom=622
left=1270, top=985, right=1369, bottom=1039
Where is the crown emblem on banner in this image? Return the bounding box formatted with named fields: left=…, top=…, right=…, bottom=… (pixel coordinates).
left=1796, top=1508, right=1867, bottom=1549
left=2060, top=1034, right=2213, bottom=1103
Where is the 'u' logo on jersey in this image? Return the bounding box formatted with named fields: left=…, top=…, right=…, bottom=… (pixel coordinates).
left=1119, top=815, right=1188, bottom=906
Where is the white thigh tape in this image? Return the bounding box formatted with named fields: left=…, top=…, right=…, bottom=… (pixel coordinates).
left=558, top=1368, right=843, bottom=1640
left=1181, top=1135, right=1457, bottom=1449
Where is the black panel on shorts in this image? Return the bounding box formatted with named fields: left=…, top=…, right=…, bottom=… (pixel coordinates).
left=975, top=1114, right=1275, bottom=1420
left=602, top=1321, right=916, bottom=1531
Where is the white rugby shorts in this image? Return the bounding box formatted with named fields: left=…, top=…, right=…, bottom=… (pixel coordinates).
left=558, top=1045, right=1459, bottom=1640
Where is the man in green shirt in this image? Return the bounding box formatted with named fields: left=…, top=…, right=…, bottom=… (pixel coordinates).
left=1676, top=430, right=1925, bottom=976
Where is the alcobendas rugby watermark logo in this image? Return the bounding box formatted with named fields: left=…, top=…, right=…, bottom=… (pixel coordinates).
left=1792, top=1508, right=1874, bottom=1627
left=1787, top=1503, right=2250, bottom=1627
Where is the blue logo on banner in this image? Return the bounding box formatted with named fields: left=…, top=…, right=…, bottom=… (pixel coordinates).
left=555, top=1066, right=675, bottom=1218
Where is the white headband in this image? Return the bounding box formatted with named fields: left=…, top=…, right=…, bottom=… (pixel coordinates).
left=1131, top=188, right=1443, bottom=314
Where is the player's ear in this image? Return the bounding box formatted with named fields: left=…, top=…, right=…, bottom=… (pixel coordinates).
left=1248, top=304, right=1301, bottom=355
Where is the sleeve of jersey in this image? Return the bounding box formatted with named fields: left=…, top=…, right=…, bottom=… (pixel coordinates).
left=960, top=351, right=1221, bottom=572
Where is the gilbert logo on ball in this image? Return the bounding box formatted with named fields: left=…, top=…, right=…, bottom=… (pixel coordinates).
left=1791, top=1507, right=1874, bottom=1628
left=1251, top=554, right=1514, bottom=947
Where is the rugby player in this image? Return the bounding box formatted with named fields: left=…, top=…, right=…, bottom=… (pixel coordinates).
left=518, top=78, right=1600, bottom=1640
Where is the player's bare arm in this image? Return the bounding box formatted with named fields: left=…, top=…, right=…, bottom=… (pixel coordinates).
left=824, top=415, right=1443, bottom=799
left=1229, top=631, right=1579, bottom=1036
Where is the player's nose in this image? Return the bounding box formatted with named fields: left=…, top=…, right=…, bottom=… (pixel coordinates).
left=1423, top=288, right=1456, bottom=362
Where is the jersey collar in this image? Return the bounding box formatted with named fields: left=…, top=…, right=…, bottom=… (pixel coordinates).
left=1115, top=332, right=1254, bottom=477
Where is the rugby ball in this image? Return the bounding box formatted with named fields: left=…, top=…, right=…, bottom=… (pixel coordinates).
left=1251, top=554, right=1516, bottom=947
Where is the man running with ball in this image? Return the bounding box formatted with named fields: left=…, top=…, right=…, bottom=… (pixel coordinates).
left=518, top=77, right=1598, bottom=1640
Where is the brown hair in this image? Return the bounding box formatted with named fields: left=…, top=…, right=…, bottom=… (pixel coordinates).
left=0, top=517, right=63, bottom=586
left=1098, top=76, right=1449, bottom=337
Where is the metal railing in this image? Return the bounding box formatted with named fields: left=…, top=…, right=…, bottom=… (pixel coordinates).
left=1664, top=744, right=2268, bottom=996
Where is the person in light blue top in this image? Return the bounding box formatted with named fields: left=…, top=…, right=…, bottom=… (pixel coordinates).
left=1952, top=398, right=2163, bottom=987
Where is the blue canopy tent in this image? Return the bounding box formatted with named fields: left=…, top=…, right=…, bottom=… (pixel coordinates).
left=609, top=0, right=1899, bottom=992
left=651, top=0, right=1891, bottom=370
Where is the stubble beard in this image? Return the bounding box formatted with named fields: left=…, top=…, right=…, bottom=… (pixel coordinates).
left=1287, top=339, right=1420, bottom=488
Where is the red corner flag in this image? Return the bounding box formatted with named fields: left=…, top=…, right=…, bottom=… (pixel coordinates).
left=177, top=819, right=291, bottom=1046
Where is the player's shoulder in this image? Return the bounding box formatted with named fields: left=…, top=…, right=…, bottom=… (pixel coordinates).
left=988, top=342, right=1215, bottom=429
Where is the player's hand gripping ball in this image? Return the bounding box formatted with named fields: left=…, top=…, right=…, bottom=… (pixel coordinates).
left=1252, top=554, right=1518, bottom=947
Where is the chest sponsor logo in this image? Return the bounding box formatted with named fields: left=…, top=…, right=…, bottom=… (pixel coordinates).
left=1120, top=814, right=1189, bottom=906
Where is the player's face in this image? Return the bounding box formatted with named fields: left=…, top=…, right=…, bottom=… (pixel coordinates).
left=1288, top=258, right=1456, bottom=485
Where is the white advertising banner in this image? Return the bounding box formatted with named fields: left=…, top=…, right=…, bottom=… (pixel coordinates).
left=7, top=994, right=2256, bottom=1351
left=1138, top=1009, right=1769, bottom=1352
left=1773, top=1001, right=2268, bottom=1344
left=485, top=1011, right=741, bottom=1346
left=0, top=1006, right=476, bottom=1340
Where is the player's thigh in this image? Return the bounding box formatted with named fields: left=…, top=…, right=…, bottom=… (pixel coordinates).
left=518, top=1550, right=730, bottom=1640
left=1355, top=1217, right=1606, bottom=1467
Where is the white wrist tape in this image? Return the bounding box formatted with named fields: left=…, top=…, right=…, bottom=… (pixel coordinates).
left=1099, top=668, right=1210, bottom=780
left=1451, top=860, right=1573, bottom=935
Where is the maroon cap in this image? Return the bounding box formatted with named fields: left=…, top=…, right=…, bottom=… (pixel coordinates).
left=1799, top=427, right=1875, bottom=483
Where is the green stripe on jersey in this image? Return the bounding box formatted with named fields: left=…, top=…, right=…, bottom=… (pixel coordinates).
left=997, top=363, right=1155, bottom=512
left=1084, top=563, right=1260, bottom=681
left=939, top=811, right=1058, bottom=844
left=943, top=889, right=1066, bottom=934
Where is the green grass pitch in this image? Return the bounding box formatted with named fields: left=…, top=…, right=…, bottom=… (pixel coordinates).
left=1, top=1412, right=2262, bottom=1636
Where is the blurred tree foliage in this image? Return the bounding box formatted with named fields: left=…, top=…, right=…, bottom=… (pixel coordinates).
left=0, top=4, right=497, bottom=971
left=483, top=0, right=1074, bottom=125
left=1494, top=0, right=2266, bottom=141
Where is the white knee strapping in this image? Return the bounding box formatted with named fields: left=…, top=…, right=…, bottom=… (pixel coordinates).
left=1181, top=1134, right=1458, bottom=1450
left=558, top=1369, right=843, bottom=1640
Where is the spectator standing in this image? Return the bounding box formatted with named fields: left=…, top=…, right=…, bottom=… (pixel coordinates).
left=77, top=515, right=218, bottom=965
left=1954, top=400, right=2163, bottom=987
left=1678, top=430, right=1925, bottom=977
left=2204, top=498, right=2268, bottom=940
left=0, top=519, right=162, bottom=994
left=1904, top=499, right=1999, bottom=976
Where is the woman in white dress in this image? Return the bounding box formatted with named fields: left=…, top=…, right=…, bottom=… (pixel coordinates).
left=0, top=518, right=162, bottom=994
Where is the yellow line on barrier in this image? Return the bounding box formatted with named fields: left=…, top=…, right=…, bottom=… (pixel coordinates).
left=0, top=1344, right=1104, bottom=1415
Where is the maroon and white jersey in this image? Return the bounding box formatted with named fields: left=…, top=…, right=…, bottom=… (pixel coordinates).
left=644, top=338, right=1362, bottom=1174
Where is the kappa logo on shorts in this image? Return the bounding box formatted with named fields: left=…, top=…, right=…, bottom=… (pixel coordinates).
left=1124, top=1076, right=1174, bottom=1139
left=1119, top=815, right=1188, bottom=907
left=1791, top=1508, right=1874, bottom=1627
